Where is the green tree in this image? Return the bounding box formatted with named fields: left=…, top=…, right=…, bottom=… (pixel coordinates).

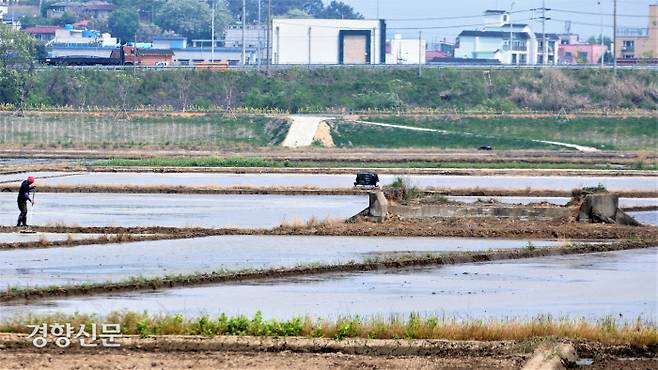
left=587, top=35, right=612, bottom=48
left=284, top=8, right=312, bottom=19
left=0, top=24, right=39, bottom=112
left=320, top=1, right=363, bottom=19
left=227, top=0, right=324, bottom=22
left=155, top=0, right=230, bottom=40
left=108, top=7, right=140, bottom=42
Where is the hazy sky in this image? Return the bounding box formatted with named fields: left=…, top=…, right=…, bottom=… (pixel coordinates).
left=331, top=0, right=654, bottom=42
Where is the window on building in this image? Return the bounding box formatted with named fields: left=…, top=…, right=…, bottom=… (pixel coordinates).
left=623, top=40, right=635, bottom=51
left=519, top=54, right=527, bottom=63
left=577, top=51, right=588, bottom=63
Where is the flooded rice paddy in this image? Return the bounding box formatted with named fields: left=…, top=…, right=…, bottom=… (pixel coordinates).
left=2, top=248, right=654, bottom=321
left=628, top=211, right=658, bottom=226
left=3, top=171, right=657, bottom=191
left=0, top=236, right=575, bottom=289
left=0, top=193, right=365, bottom=228
left=0, top=233, right=109, bottom=244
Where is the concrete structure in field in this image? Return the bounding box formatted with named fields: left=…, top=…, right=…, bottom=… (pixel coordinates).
left=454, top=10, right=559, bottom=65
left=386, top=34, right=426, bottom=64
left=271, top=18, right=386, bottom=65
left=559, top=43, right=608, bottom=64
left=615, top=4, right=658, bottom=60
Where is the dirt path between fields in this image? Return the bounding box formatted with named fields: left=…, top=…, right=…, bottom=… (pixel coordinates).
left=353, top=120, right=601, bottom=153
left=0, top=217, right=656, bottom=242
left=2, top=184, right=657, bottom=198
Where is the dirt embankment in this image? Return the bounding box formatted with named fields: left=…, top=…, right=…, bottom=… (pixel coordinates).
left=1, top=241, right=654, bottom=303
left=0, top=334, right=655, bottom=370
left=3, top=184, right=657, bottom=199
left=0, top=217, right=656, bottom=245
left=5, top=162, right=657, bottom=178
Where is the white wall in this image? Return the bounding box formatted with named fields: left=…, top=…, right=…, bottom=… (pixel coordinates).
left=272, top=18, right=383, bottom=64
left=386, top=35, right=426, bottom=64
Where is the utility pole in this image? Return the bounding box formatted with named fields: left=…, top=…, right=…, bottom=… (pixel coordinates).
left=257, top=0, right=261, bottom=68
left=211, top=0, right=215, bottom=62
left=510, top=2, right=515, bottom=65
left=266, top=0, right=271, bottom=74
left=418, top=31, right=422, bottom=77
left=613, top=0, right=617, bottom=71
left=599, top=1, right=605, bottom=67
left=308, top=26, right=312, bottom=67
left=541, top=0, right=547, bottom=65
left=241, top=0, right=246, bottom=65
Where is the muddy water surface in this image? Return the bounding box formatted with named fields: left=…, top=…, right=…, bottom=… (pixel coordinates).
left=0, top=193, right=365, bottom=228
left=2, top=248, right=654, bottom=322
left=0, top=236, right=570, bottom=288
left=19, top=172, right=658, bottom=191
left=628, top=211, right=658, bottom=226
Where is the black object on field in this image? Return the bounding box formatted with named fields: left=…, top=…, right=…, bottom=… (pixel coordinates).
left=478, top=145, right=493, bottom=151
left=354, top=172, right=379, bottom=188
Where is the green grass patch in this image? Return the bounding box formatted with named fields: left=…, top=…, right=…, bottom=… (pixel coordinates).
left=1, top=311, right=655, bottom=346
left=359, top=116, right=658, bottom=151
left=329, top=120, right=560, bottom=150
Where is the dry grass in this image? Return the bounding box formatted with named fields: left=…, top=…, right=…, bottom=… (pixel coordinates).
left=0, top=311, right=655, bottom=346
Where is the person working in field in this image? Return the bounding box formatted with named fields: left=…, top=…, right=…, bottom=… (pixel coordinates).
left=17, top=176, right=35, bottom=227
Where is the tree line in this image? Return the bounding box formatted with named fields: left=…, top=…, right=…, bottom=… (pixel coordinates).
left=18, top=0, right=362, bottom=43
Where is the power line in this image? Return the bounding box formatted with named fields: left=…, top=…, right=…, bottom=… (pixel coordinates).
left=551, top=8, right=657, bottom=18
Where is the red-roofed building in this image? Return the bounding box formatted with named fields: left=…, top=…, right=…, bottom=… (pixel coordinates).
left=24, top=25, right=60, bottom=42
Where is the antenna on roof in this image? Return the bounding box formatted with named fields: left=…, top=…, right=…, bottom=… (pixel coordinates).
left=564, top=20, right=572, bottom=34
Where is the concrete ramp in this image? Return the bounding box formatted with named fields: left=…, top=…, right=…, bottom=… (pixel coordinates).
left=282, top=115, right=333, bottom=148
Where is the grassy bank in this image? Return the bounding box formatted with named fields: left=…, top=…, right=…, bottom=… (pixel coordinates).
left=92, top=157, right=658, bottom=170
left=353, top=116, right=658, bottom=151
left=1, top=311, right=655, bottom=346
left=329, top=120, right=560, bottom=150
left=0, top=113, right=290, bottom=148
left=11, top=68, right=658, bottom=112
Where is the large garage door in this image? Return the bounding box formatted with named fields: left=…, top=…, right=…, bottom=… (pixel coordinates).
left=339, top=30, right=371, bottom=64
left=342, top=35, right=367, bottom=64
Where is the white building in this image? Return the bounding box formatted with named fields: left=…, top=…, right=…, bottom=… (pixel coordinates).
left=386, top=34, right=426, bottom=64
left=272, top=18, right=386, bottom=65
left=454, top=10, right=558, bottom=65
left=48, top=26, right=117, bottom=47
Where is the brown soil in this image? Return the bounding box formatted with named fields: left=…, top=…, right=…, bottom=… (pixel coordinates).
left=0, top=216, right=655, bottom=242
left=1, top=146, right=657, bottom=170
left=1, top=241, right=653, bottom=303
left=2, top=184, right=657, bottom=199
left=0, top=334, right=654, bottom=370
